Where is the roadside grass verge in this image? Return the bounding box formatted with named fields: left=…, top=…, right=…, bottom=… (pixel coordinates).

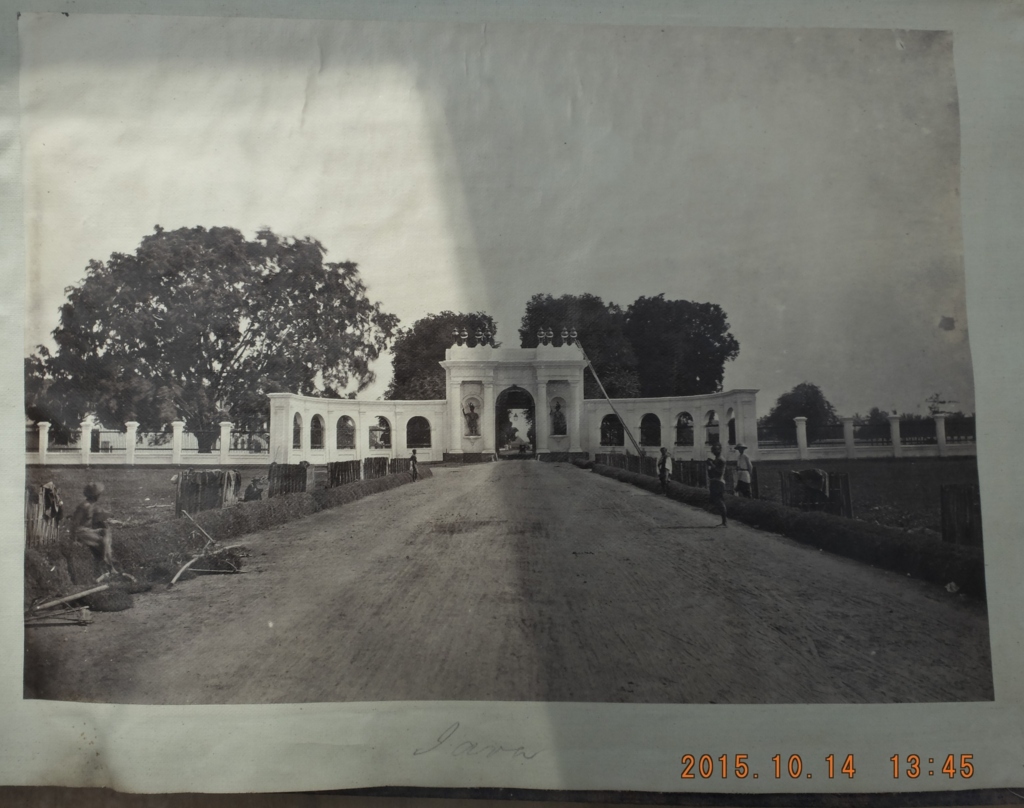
left=577, top=461, right=986, bottom=599
left=25, top=469, right=430, bottom=609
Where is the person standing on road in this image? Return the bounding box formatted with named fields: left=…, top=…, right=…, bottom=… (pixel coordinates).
left=657, top=447, right=671, bottom=494
left=70, top=481, right=114, bottom=569
left=410, top=449, right=419, bottom=481
left=706, top=444, right=728, bottom=527
left=734, top=444, right=753, bottom=498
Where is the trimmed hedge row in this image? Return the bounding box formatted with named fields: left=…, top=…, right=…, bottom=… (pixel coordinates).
left=586, top=463, right=986, bottom=598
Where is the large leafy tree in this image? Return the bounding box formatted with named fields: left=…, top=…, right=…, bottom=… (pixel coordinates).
left=760, top=383, right=840, bottom=434
left=385, top=311, right=498, bottom=400
left=518, top=293, right=640, bottom=398
left=623, top=294, right=740, bottom=396
left=32, top=225, right=398, bottom=449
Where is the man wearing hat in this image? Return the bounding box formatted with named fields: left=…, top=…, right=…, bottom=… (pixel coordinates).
left=70, top=481, right=114, bottom=570
left=734, top=443, right=753, bottom=498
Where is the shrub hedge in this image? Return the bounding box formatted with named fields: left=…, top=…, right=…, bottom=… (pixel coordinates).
left=586, top=463, right=986, bottom=598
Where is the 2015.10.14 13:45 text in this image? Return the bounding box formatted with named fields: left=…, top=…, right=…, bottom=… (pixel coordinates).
left=681, top=754, right=857, bottom=781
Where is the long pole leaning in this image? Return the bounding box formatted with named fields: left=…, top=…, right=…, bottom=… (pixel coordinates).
left=574, top=339, right=645, bottom=458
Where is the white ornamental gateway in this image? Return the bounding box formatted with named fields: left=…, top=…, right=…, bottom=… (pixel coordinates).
left=268, top=337, right=758, bottom=466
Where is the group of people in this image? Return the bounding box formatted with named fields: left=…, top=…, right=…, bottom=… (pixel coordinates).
left=656, top=443, right=753, bottom=528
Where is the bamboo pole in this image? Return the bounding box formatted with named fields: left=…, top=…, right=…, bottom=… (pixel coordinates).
left=33, top=584, right=109, bottom=612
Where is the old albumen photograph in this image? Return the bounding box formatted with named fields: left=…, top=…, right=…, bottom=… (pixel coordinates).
left=20, top=14, right=990, bottom=706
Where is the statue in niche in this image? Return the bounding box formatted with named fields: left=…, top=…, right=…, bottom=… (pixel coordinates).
left=550, top=400, right=567, bottom=436
left=462, top=402, right=480, bottom=436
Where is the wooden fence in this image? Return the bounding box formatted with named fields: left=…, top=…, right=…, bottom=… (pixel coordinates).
left=778, top=470, right=853, bottom=518
left=941, top=484, right=983, bottom=546
left=25, top=483, right=63, bottom=547
left=363, top=457, right=390, bottom=480
left=389, top=458, right=412, bottom=475
left=268, top=462, right=309, bottom=497
left=672, top=459, right=709, bottom=489
left=175, top=469, right=242, bottom=517
left=327, top=460, right=361, bottom=488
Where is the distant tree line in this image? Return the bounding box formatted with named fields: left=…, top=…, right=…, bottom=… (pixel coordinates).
left=759, top=384, right=974, bottom=434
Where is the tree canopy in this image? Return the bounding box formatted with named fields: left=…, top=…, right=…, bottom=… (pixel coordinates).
left=30, top=226, right=398, bottom=445
left=519, top=293, right=640, bottom=399
left=760, top=382, right=839, bottom=433
left=385, top=311, right=498, bottom=400
left=519, top=292, right=741, bottom=399
left=623, top=294, right=740, bottom=397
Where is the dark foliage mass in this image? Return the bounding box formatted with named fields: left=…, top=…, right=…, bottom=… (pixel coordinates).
left=760, top=382, right=839, bottom=432
left=519, top=292, right=740, bottom=400
left=624, top=295, right=740, bottom=397
left=386, top=311, right=498, bottom=400
left=519, top=293, right=639, bottom=398
left=27, top=226, right=398, bottom=443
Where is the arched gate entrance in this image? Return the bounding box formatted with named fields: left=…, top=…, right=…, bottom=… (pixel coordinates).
left=495, top=386, right=535, bottom=459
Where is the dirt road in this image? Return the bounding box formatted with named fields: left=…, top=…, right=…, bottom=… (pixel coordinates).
left=25, top=461, right=993, bottom=704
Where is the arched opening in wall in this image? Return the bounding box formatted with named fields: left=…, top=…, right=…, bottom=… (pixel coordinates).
left=600, top=414, right=625, bottom=448
left=407, top=416, right=432, bottom=448
left=640, top=413, right=661, bottom=447
left=310, top=415, right=325, bottom=450
left=369, top=416, right=392, bottom=450
left=675, top=412, right=694, bottom=447
left=336, top=416, right=355, bottom=450
left=726, top=407, right=736, bottom=446
left=705, top=410, right=720, bottom=446
left=495, top=386, right=535, bottom=459
left=292, top=413, right=302, bottom=450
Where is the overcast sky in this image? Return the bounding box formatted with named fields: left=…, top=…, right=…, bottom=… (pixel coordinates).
left=20, top=14, right=973, bottom=416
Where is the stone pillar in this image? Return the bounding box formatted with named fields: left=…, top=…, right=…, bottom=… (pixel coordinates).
left=449, top=382, right=463, bottom=455
left=889, top=414, right=903, bottom=458
left=267, top=394, right=294, bottom=464
left=125, top=421, right=139, bottom=466
left=394, top=408, right=406, bottom=459
left=299, top=409, right=310, bottom=461
left=80, top=419, right=93, bottom=466
left=219, top=421, right=232, bottom=464
left=569, top=380, right=583, bottom=453
left=692, top=406, right=705, bottom=460
left=536, top=380, right=549, bottom=454
left=171, top=420, right=185, bottom=465
left=794, top=416, right=809, bottom=460
left=935, top=414, right=947, bottom=457
left=482, top=383, right=495, bottom=455
left=742, top=396, right=759, bottom=458
left=842, top=417, right=855, bottom=459
left=353, top=412, right=364, bottom=462
left=37, top=422, right=50, bottom=466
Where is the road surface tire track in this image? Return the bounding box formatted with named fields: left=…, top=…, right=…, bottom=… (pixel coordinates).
left=24, top=462, right=992, bottom=704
